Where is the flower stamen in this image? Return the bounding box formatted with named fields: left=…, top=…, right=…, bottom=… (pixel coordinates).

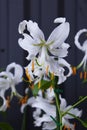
left=72, top=66, right=77, bottom=75
left=80, top=71, right=87, bottom=79
left=19, top=95, right=28, bottom=105
left=80, top=72, right=83, bottom=79
left=30, top=83, right=34, bottom=90
left=25, top=68, right=32, bottom=83
left=6, top=96, right=10, bottom=108
left=32, top=61, right=34, bottom=72
left=63, top=125, right=71, bottom=130
left=46, top=65, right=49, bottom=75
left=84, top=71, right=87, bottom=80
left=74, top=122, right=76, bottom=129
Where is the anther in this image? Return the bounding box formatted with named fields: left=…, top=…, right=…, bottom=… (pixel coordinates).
left=72, top=66, right=76, bottom=75
left=32, top=61, right=34, bottom=72
left=6, top=96, right=10, bottom=108
left=63, top=125, right=67, bottom=130
left=19, top=95, right=28, bottom=105
left=80, top=72, right=83, bottom=79
left=25, top=68, right=31, bottom=83
left=30, top=83, right=34, bottom=90
left=46, top=65, right=49, bottom=75
left=63, top=125, right=70, bottom=130
left=74, top=122, right=76, bottom=129
left=84, top=71, right=87, bottom=80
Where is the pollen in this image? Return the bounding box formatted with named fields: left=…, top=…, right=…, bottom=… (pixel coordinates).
left=19, top=95, right=28, bottom=105
left=32, top=60, right=34, bottom=72
left=63, top=125, right=70, bottom=130
left=6, top=96, right=10, bottom=108
left=46, top=65, right=49, bottom=75
left=25, top=68, right=31, bottom=83
left=72, top=66, right=77, bottom=75
left=84, top=71, right=87, bottom=80
left=74, top=122, right=76, bottom=129
left=79, top=71, right=87, bottom=80
left=30, top=83, right=34, bottom=90
left=80, top=72, right=83, bottom=79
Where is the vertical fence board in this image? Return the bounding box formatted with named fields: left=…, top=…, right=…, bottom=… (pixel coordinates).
left=0, top=1, right=9, bottom=68
left=0, top=0, right=24, bottom=130
left=41, top=0, right=58, bottom=39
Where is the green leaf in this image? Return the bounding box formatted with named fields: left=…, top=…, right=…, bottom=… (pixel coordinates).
left=80, top=120, right=87, bottom=128
left=67, top=112, right=87, bottom=128
left=32, top=80, right=52, bottom=96
left=0, top=122, right=14, bottom=130
left=0, top=111, right=7, bottom=118
left=40, top=80, right=52, bottom=90
left=32, top=76, right=58, bottom=96
left=82, top=79, right=87, bottom=83
left=32, top=84, right=39, bottom=97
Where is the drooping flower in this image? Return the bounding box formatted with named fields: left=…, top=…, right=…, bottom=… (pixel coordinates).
left=75, top=29, right=87, bottom=70
left=0, top=62, right=23, bottom=111
left=21, top=89, right=82, bottom=130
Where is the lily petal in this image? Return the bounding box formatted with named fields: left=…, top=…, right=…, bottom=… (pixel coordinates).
left=65, top=106, right=82, bottom=119
left=60, top=95, right=67, bottom=110
left=75, top=29, right=87, bottom=51
left=18, top=33, right=40, bottom=60
left=27, top=20, right=45, bottom=42
left=43, top=121, right=56, bottom=130
left=58, top=58, right=72, bottom=77
left=47, top=22, right=70, bottom=49
left=6, top=62, right=23, bottom=84
left=54, top=17, right=66, bottom=23
left=18, top=20, right=27, bottom=34
left=32, top=97, right=56, bottom=117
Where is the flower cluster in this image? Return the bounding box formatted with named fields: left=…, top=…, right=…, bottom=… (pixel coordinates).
left=0, top=17, right=87, bottom=130
left=0, top=63, right=23, bottom=111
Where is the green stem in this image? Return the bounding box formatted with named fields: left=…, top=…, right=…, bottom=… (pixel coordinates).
left=55, top=92, right=62, bottom=130
left=62, top=96, right=87, bottom=117
left=21, top=107, right=27, bottom=130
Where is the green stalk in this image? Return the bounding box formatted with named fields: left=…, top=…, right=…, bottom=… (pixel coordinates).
left=21, top=107, right=27, bottom=130
left=62, top=96, right=87, bottom=117
left=55, top=92, right=62, bottom=130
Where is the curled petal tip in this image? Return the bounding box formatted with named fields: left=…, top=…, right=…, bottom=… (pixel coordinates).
left=18, top=20, right=27, bottom=34
left=54, top=17, right=66, bottom=23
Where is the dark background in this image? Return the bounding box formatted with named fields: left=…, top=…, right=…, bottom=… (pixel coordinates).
left=0, top=0, right=87, bottom=130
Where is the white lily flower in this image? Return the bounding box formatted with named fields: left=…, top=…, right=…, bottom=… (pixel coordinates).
left=0, top=62, right=23, bottom=111
left=31, top=95, right=82, bottom=130
left=19, top=18, right=72, bottom=84
left=59, top=95, right=82, bottom=129
left=75, top=29, right=87, bottom=70
left=18, top=18, right=70, bottom=60
left=21, top=89, right=82, bottom=130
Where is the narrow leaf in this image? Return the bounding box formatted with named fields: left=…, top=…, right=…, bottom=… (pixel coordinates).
left=0, top=122, right=14, bottom=130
